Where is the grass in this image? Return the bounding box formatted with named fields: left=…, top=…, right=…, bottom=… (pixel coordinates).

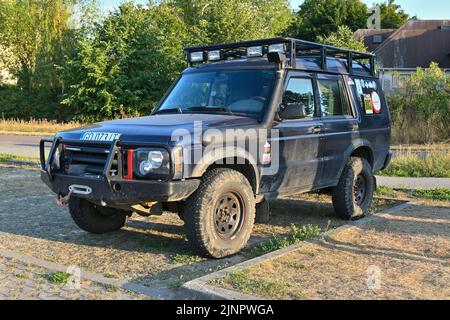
left=0, top=118, right=82, bottom=135
left=412, top=188, right=450, bottom=201
left=0, top=153, right=39, bottom=166
left=170, top=253, right=204, bottom=265
left=375, top=185, right=395, bottom=197
left=246, top=224, right=322, bottom=258
left=381, top=152, right=450, bottom=178
left=41, top=272, right=72, bottom=285
left=211, top=269, right=295, bottom=299
left=376, top=186, right=450, bottom=202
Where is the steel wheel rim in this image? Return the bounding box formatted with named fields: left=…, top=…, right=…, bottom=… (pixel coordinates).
left=354, top=175, right=367, bottom=205
left=213, top=192, right=243, bottom=239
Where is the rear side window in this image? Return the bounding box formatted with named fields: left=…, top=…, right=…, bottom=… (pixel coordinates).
left=317, top=79, right=352, bottom=117
left=282, top=78, right=315, bottom=118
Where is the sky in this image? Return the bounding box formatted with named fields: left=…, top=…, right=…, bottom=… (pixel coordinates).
left=99, top=0, right=450, bottom=20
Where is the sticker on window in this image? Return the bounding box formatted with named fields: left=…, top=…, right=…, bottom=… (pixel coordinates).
left=356, top=79, right=364, bottom=95
left=371, top=92, right=382, bottom=113
left=363, top=95, right=374, bottom=114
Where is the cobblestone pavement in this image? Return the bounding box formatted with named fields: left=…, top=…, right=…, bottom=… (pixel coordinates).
left=0, top=168, right=401, bottom=299
left=0, top=256, right=148, bottom=300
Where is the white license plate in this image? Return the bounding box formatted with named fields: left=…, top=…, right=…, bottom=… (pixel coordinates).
left=81, top=132, right=121, bottom=142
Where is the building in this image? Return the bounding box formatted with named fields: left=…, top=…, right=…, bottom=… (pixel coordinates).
left=355, top=20, right=450, bottom=92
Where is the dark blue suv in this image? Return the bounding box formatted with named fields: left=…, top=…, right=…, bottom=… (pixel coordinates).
left=40, top=38, right=392, bottom=258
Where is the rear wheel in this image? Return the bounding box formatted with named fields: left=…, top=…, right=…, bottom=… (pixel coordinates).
left=69, top=197, right=128, bottom=234
left=332, top=157, right=375, bottom=220
left=183, top=168, right=256, bottom=258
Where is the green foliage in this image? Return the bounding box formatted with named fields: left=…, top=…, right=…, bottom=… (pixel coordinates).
left=173, top=0, right=292, bottom=45
left=381, top=153, right=450, bottom=178
left=214, top=269, right=291, bottom=299
left=375, top=185, right=394, bottom=197
left=41, top=271, right=72, bottom=285
left=0, top=85, right=65, bottom=119
left=412, top=188, right=450, bottom=201
left=171, top=253, right=204, bottom=264
left=317, top=26, right=367, bottom=52
left=388, top=63, right=450, bottom=144
left=377, top=0, right=410, bottom=29
left=0, top=0, right=75, bottom=91
left=288, top=0, right=368, bottom=41
left=62, top=2, right=188, bottom=121
left=247, top=224, right=321, bottom=257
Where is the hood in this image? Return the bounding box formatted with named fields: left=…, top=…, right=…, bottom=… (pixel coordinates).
left=57, top=114, right=259, bottom=145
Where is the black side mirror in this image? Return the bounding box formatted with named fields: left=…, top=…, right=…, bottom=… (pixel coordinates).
left=279, top=103, right=308, bottom=120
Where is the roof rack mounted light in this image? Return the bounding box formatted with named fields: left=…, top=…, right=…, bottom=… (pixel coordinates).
left=184, top=37, right=376, bottom=76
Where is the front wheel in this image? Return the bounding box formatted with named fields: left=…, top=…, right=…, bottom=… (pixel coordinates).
left=183, top=168, right=256, bottom=258
left=332, top=157, right=375, bottom=220
left=69, top=197, right=128, bottom=234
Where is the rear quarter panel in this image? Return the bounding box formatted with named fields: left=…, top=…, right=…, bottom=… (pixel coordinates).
left=348, top=76, right=391, bottom=172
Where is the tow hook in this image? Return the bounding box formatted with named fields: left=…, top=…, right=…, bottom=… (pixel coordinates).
left=56, top=191, right=72, bottom=206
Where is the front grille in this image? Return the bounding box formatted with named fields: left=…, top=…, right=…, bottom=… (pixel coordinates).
left=63, top=144, right=117, bottom=176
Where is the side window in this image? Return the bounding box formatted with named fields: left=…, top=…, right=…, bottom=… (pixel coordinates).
left=281, top=78, right=315, bottom=118
left=317, top=79, right=352, bottom=117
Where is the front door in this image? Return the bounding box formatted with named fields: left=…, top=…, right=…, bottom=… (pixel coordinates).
left=269, top=73, right=324, bottom=195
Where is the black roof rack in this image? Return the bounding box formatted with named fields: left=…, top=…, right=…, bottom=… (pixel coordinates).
left=184, top=37, right=376, bottom=76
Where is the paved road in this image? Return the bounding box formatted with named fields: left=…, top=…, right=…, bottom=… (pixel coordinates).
left=376, top=176, right=450, bottom=190
left=0, top=134, right=48, bottom=158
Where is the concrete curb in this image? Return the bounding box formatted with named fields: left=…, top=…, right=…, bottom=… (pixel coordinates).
left=0, top=248, right=176, bottom=300
left=376, top=176, right=450, bottom=190
left=181, top=201, right=414, bottom=300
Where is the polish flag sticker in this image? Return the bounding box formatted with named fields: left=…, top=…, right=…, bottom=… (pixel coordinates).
left=371, top=92, right=382, bottom=113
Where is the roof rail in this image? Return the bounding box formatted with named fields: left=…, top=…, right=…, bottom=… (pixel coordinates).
left=184, top=37, right=376, bottom=76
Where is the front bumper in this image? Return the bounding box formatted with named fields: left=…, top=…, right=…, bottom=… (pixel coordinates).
left=40, top=170, right=200, bottom=205
left=40, top=137, right=200, bottom=205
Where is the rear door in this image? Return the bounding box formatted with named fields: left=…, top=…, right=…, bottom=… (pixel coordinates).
left=270, top=72, right=324, bottom=194
left=317, top=74, right=359, bottom=185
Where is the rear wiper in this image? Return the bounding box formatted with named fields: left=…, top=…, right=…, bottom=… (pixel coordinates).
left=186, top=106, right=232, bottom=114
left=154, top=107, right=183, bottom=115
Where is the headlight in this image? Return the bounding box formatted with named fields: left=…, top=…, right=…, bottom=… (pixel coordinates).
left=134, top=148, right=170, bottom=180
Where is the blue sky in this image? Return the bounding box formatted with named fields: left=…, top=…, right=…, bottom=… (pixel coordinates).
left=99, top=0, right=450, bottom=20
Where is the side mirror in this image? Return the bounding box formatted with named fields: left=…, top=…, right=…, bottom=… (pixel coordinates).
left=279, top=104, right=308, bottom=120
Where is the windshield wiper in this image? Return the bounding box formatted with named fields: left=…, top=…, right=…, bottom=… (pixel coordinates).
left=154, top=107, right=183, bottom=115
left=186, top=106, right=232, bottom=114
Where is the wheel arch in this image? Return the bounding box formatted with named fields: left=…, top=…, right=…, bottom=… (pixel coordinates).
left=336, top=140, right=375, bottom=181
left=191, top=148, right=260, bottom=195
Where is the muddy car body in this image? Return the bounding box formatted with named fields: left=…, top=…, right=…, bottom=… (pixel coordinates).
left=41, top=38, right=392, bottom=258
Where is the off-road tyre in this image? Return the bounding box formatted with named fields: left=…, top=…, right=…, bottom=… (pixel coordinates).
left=332, top=157, right=375, bottom=220
left=69, top=197, right=128, bottom=234
left=183, top=168, right=256, bottom=258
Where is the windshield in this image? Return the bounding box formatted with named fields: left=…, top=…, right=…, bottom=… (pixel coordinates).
left=157, top=70, right=276, bottom=120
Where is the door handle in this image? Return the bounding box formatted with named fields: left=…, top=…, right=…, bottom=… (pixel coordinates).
left=310, top=126, right=322, bottom=134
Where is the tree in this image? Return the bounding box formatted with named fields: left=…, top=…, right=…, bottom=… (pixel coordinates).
left=171, top=0, right=293, bottom=45
left=317, top=26, right=367, bottom=52
left=0, top=0, right=76, bottom=92
left=62, top=2, right=190, bottom=121
left=377, top=0, right=410, bottom=29
left=288, top=0, right=368, bottom=41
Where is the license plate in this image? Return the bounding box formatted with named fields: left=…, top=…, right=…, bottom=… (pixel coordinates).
left=81, top=132, right=121, bottom=142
